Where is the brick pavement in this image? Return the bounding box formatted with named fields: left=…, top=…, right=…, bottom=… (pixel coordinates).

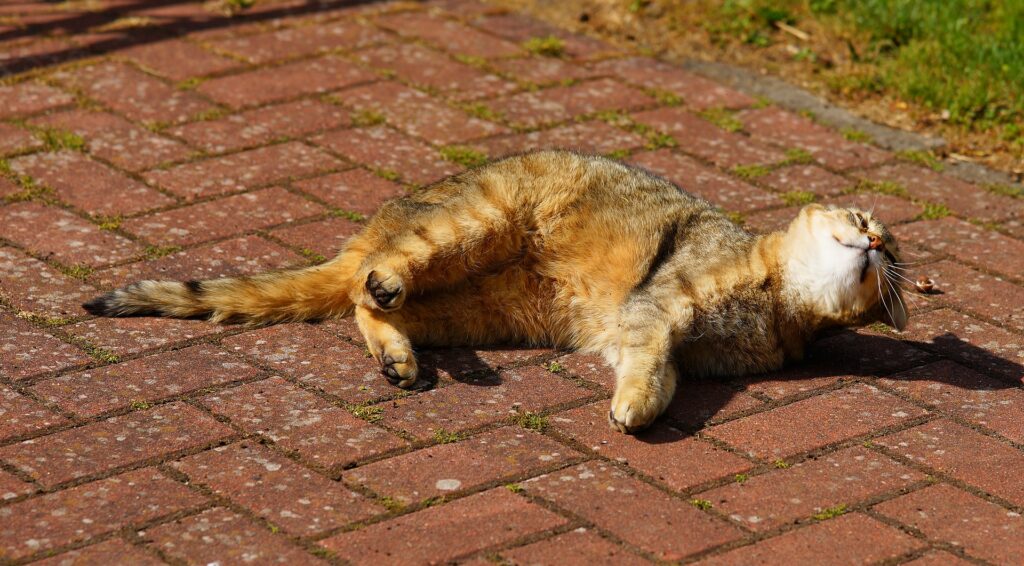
left=1, top=1, right=1022, bottom=564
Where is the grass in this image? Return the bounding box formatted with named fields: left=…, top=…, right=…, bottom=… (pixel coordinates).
left=95, top=215, right=122, bottom=231
left=36, top=128, right=86, bottom=152
left=505, top=483, right=524, bottom=493
left=812, top=503, right=848, bottom=521
left=731, top=164, right=771, bottom=179
left=699, top=108, right=743, bottom=132
left=986, top=183, right=1023, bottom=199
left=523, top=36, right=566, bottom=57
left=690, top=498, right=713, bottom=510
left=648, top=88, right=683, bottom=106
left=782, top=190, right=816, bottom=206
left=896, top=149, right=944, bottom=171
left=841, top=127, right=872, bottom=143
left=605, top=149, right=631, bottom=160
left=432, top=428, right=464, bottom=444
left=544, top=361, right=565, bottom=373
left=782, top=147, right=814, bottom=165
left=351, top=109, right=386, bottom=127
left=61, top=264, right=94, bottom=280
left=439, top=146, right=488, bottom=168
left=854, top=179, right=908, bottom=197
left=919, top=202, right=951, bottom=220
left=510, top=410, right=548, bottom=432
left=643, top=130, right=678, bottom=150
left=734, top=473, right=750, bottom=483
left=143, top=245, right=182, bottom=259
left=773, top=459, right=790, bottom=469
left=459, top=102, right=503, bottom=122
left=351, top=404, right=384, bottom=423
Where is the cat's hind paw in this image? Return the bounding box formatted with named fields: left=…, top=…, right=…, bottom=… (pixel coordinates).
left=366, top=269, right=406, bottom=311
left=380, top=345, right=418, bottom=389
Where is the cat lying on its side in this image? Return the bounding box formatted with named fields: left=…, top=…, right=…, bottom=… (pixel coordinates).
left=83, top=150, right=908, bottom=433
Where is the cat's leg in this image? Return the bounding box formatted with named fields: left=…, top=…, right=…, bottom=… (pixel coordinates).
left=608, top=316, right=678, bottom=434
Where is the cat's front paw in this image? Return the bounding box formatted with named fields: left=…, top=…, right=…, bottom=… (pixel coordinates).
left=380, top=345, right=418, bottom=389
left=608, top=387, right=666, bottom=434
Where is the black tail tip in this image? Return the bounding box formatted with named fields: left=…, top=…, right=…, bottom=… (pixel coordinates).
left=82, top=293, right=115, bottom=316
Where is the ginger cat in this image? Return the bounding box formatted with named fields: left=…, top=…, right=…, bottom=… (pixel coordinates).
left=84, top=151, right=908, bottom=433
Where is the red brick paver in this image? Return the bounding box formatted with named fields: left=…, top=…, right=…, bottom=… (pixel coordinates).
left=2, top=2, right=1023, bottom=564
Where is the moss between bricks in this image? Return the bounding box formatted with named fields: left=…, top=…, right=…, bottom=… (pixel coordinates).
left=510, top=410, right=548, bottom=432
left=351, top=404, right=384, bottom=423
left=432, top=428, right=464, bottom=444
left=781, top=191, right=816, bottom=206
left=689, top=498, right=713, bottom=510
left=35, top=128, right=86, bottom=152
left=698, top=108, right=742, bottom=132
left=439, top=146, right=488, bottom=168
left=523, top=36, right=566, bottom=57
left=896, top=149, right=944, bottom=172
left=812, top=504, right=848, bottom=521
left=351, top=109, right=386, bottom=127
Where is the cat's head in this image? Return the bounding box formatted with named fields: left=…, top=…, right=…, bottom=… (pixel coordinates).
left=782, top=204, right=908, bottom=331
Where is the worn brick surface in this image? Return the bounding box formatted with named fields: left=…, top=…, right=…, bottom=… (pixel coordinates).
left=876, top=418, right=1024, bottom=505
left=741, top=107, right=890, bottom=170
left=0, top=402, right=234, bottom=487
left=209, top=20, right=387, bottom=64
left=30, top=344, right=260, bottom=418
left=0, top=82, right=73, bottom=118
left=491, top=55, right=601, bottom=85
left=759, top=164, right=853, bottom=196
left=376, top=11, right=523, bottom=59
left=346, top=426, right=577, bottom=504
left=706, top=384, right=927, bottom=459
left=897, top=217, right=1024, bottom=280
left=169, top=98, right=351, bottom=153
left=30, top=108, right=192, bottom=171
left=490, top=78, right=654, bottom=128
left=143, top=507, right=325, bottom=565
left=0, top=201, right=144, bottom=267
left=695, top=513, right=923, bottom=565
left=0, top=468, right=205, bottom=561
left=356, top=42, right=516, bottom=101
left=32, top=538, right=164, bottom=566
left=634, top=107, right=787, bottom=168
left=477, top=120, right=645, bottom=157
left=861, top=162, right=1022, bottom=221
left=200, top=376, right=407, bottom=469
left=630, top=149, right=782, bottom=211
left=122, top=38, right=239, bottom=81
left=0, top=312, right=90, bottom=381
left=501, top=529, right=652, bottom=566
left=145, top=141, right=342, bottom=200
left=0, top=122, right=40, bottom=155
left=0, top=384, right=67, bottom=441
left=63, top=316, right=229, bottom=357
left=10, top=151, right=174, bottom=215
left=313, top=125, right=458, bottom=185
left=269, top=216, right=361, bottom=256
left=472, top=12, right=616, bottom=60
left=874, top=484, right=1024, bottom=565
left=175, top=442, right=380, bottom=536
left=294, top=168, right=406, bottom=215
left=923, top=260, right=1024, bottom=330
left=378, top=366, right=592, bottom=441
left=526, top=462, right=743, bottom=560
left=901, top=308, right=1024, bottom=384
left=552, top=401, right=751, bottom=491
left=197, top=56, right=375, bottom=108
left=594, top=57, right=754, bottom=110
left=0, top=246, right=97, bottom=318
left=0, top=469, right=35, bottom=501
left=321, top=487, right=566, bottom=565
left=699, top=446, right=924, bottom=531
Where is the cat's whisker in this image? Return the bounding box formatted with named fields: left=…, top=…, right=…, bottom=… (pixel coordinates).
left=884, top=266, right=917, bottom=286
left=883, top=272, right=907, bottom=316
left=875, top=268, right=897, bottom=328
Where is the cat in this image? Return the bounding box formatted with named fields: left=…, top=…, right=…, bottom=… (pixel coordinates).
left=83, top=150, right=908, bottom=433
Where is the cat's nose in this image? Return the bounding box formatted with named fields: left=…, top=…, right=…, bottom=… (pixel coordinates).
left=868, top=234, right=884, bottom=250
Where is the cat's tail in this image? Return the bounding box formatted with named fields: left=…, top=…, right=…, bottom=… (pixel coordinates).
left=82, top=251, right=362, bottom=325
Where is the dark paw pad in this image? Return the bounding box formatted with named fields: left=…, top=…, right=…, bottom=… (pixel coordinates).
left=366, top=270, right=403, bottom=310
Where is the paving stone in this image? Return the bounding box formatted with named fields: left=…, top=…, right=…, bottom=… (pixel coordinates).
left=29, top=108, right=192, bottom=171
left=0, top=82, right=73, bottom=119
left=476, top=120, right=645, bottom=157
left=144, top=141, right=341, bottom=200
left=694, top=513, right=923, bottom=565
left=376, top=11, right=522, bottom=59
left=0, top=176, right=20, bottom=199
left=630, top=149, right=782, bottom=212
left=33, top=539, right=164, bottom=566
left=0, top=312, right=90, bottom=381
left=92, top=235, right=303, bottom=289
left=876, top=418, right=1024, bottom=505
left=525, top=462, right=742, bottom=560
left=741, top=107, right=890, bottom=170
left=551, top=401, right=751, bottom=491
left=699, top=446, right=924, bottom=531
left=355, top=42, right=516, bottom=101
left=593, top=57, right=754, bottom=110
left=0, top=122, right=40, bottom=155
left=0, top=201, right=144, bottom=267
left=175, top=442, right=380, bottom=536
left=900, top=551, right=976, bottom=566
left=0, top=402, right=234, bottom=488
left=922, top=260, right=1024, bottom=330
left=0, top=246, right=97, bottom=318
left=550, top=352, right=616, bottom=389
left=143, top=507, right=325, bottom=565
left=294, top=168, right=406, bottom=216
left=824, top=191, right=924, bottom=225
left=900, top=308, right=1024, bottom=384
left=489, top=78, right=654, bottom=128
left=705, top=384, right=927, bottom=459
left=0, top=384, right=67, bottom=441
left=897, top=217, right=1024, bottom=280
left=501, top=528, right=652, bottom=566
left=0, top=469, right=35, bottom=501
left=665, top=378, right=765, bottom=429
left=269, top=217, right=361, bottom=257
left=320, top=487, right=566, bottom=565
left=860, top=163, right=1022, bottom=221
left=491, top=55, right=601, bottom=85
left=121, top=38, right=239, bottom=81
left=63, top=317, right=229, bottom=357
left=168, top=98, right=351, bottom=153
left=0, top=468, right=205, bottom=561
left=312, top=126, right=458, bottom=185
left=378, top=366, right=592, bottom=441
left=30, top=344, right=260, bottom=418
left=803, top=328, right=935, bottom=378
left=340, top=81, right=508, bottom=145
left=200, top=376, right=407, bottom=469
left=198, top=56, right=375, bottom=108
left=57, top=62, right=215, bottom=124
left=633, top=107, right=788, bottom=168
left=873, top=484, right=1024, bottom=565
left=221, top=324, right=387, bottom=403
left=471, top=13, right=616, bottom=60
left=9, top=151, right=174, bottom=216
left=759, top=164, right=853, bottom=196
left=124, top=186, right=323, bottom=246
left=209, top=20, right=387, bottom=64
left=879, top=360, right=1024, bottom=444
left=346, top=426, right=577, bottom=505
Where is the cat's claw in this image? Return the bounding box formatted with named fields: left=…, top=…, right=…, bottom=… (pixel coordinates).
left=366, top=270, right=405, bottom=311
left=608, top=386, right=668, bottom=434
left=380, top=347, right=418, bottom=389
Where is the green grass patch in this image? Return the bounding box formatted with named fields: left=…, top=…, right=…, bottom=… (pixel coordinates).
left=378, top=496, right=404, bottom=512
left=689, top=498, right=713, bottom=510
left=83, top=344, right=120, bottom=363
left=61, top=264, right=94, bottom=280
left=699, top=108, right=743, bottom=132
left=734, top=473, right=750, bottom=484
left=299, top=248, right=327, bottom=264
left=648, top=88, right=683, bottom=106
left=331, top=208, right=366, bottom=222
left=351, top=109, right=386, bottom=127
left=505, top=483, right=524, bottom=493
left=439, top=145, right=488, bottom=168
left=432, top=428, right=464, bottom=444
left=896, top=149, right=944, bottom=171
left=725, top=210, right=746, bottom=225
left=773, top=459, right=790, bottom=469
left=731, top=164, right=771, bottom=179
left=460, top=102, right=503, bottom=122
left=782, top=190, right=816, bottom=206
left=523, top=36, right=566, bottom=57
left=351, top=404, right=384, bottom=423
left=129, top=399, right=152, bottom=410
left=36, top=128, right=86, bottom=152
left=782, top=147, right=814, bottom=165
left=643, top=130, right=678, bottom=150
left=176, top=77, right=205, bottom=91
left=454, top=54, right=488, bottom=68
left=985, top=183, right=1023, bottom=199
left=855, top=179, right=908, bottom=197
left=605, top=149, right=631, bottom=160
left=544, top=361, right=565, bottom=374
left=95, top=215, right=122, bottom=231
left=510, top=410, right=548, bottom=432
left=841, top=127, right=872, bottom=143
left=812, top=503, right=848, bottom=521
left=919, top=201, right=951, bottom=220
left=143, top=245, right=182, bottom=259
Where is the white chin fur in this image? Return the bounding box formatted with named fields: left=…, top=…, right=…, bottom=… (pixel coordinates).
left=786, top=237, right=872, bottom=312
